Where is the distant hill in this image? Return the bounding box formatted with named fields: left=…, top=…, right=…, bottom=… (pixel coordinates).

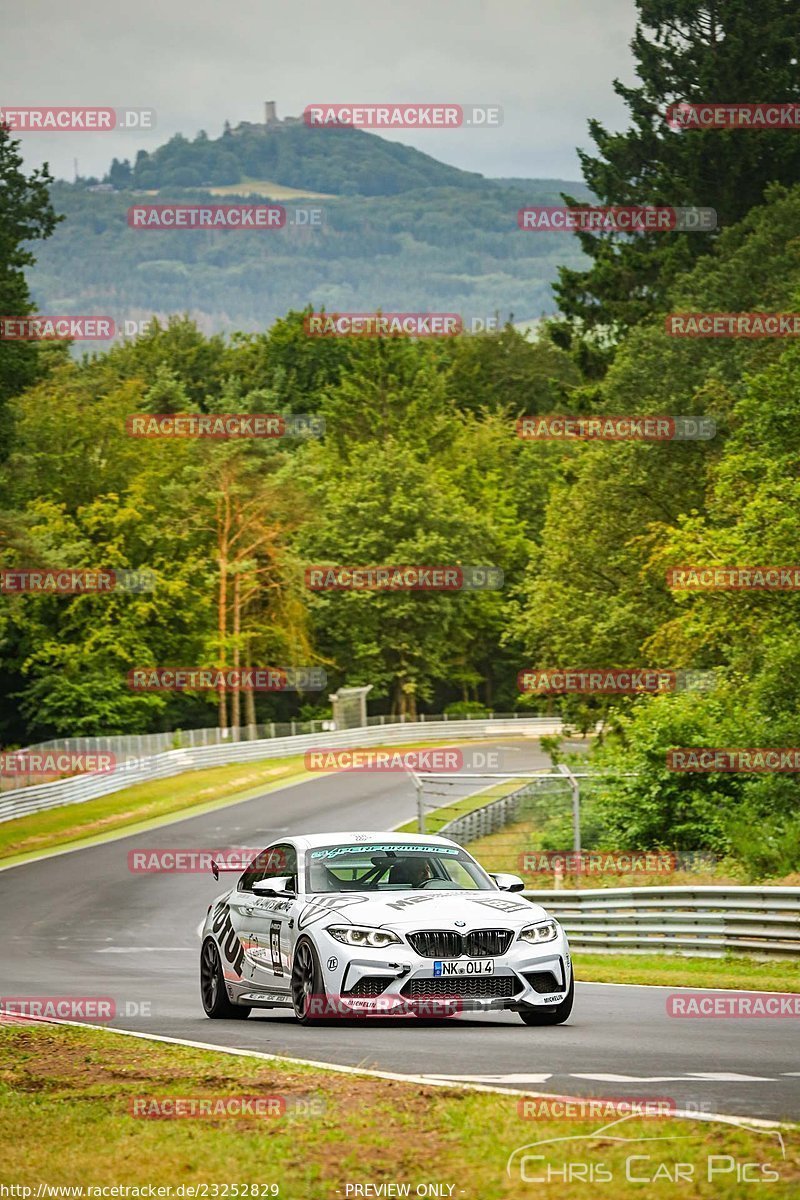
left=109, top=115, right=492, bottom=197
left=491, top=177, right=594, bottom=197
left=28, top=116, right=594, bottom=341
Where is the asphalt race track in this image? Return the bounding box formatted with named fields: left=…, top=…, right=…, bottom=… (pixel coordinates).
left=1, top=739, right=797, bottom=1122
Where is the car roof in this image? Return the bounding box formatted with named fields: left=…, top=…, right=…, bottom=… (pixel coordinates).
left=288, top=831, right=460, bottom=850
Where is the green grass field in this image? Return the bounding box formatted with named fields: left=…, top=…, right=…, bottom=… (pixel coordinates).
left=207, top=179, right=335, bottom=199
left=0, top=1023, right=796, bottom=1198
left=574, top=953, right=800, bottom=992
left=0, top=754, right=315, bottom=866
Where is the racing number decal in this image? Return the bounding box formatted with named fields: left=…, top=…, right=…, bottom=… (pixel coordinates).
left=270, top=919, right=283, bottom=975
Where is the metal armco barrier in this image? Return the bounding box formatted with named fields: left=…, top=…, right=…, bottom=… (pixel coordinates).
left=438, top=776, right=568, bottom=842
left=525, top=886, right=800, bottom=958
left=0, top=717, right=562, bottom=824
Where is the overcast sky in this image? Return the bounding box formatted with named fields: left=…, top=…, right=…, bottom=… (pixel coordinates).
left=4, top=0, right=640, bottom=182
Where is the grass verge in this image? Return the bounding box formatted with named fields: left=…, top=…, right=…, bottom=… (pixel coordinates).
left=575, top=952, right=800, bottom=993
left=0, top=1023, right=796, bottom=1197
left=0, top=755, right=314, bottom=867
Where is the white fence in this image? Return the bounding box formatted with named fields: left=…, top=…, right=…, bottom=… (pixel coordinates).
left=525, top=886, right=800, bottom=958
left=0, top=717, right=563, bottom=824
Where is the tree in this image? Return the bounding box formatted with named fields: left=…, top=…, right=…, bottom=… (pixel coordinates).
left=554, top=0, right=800, bottom=342
left=292, top=340, right=521, bottom=715
left=0, top=124, right=62, bottom=423
left=107, top=157, right=132, bottom=189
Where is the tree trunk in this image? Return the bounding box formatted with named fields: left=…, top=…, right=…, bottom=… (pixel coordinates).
left=216, top=489, right=231, bottom=733
left=243, top=644, right=257, bottom=737
left=231, top=570, right=241, bottom=739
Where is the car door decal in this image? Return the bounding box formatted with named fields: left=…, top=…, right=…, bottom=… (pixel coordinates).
left=211, top=900, right=245, bottom=975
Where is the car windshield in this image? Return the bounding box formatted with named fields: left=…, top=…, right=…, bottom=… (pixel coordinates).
left=305, top=842, right=494, bottom=893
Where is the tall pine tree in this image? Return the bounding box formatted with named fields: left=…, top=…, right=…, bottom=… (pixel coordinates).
left=554, top=0, right=800, bottom=349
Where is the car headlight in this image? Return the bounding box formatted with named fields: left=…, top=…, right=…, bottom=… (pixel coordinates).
left=518, top=920, right=559, bottom=944
left=327, top=925, right=401, bottom=948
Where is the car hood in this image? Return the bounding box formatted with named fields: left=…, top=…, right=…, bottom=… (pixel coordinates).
left=305, top=890, right=550, bottom=930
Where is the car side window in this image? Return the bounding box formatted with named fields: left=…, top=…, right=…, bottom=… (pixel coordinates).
left=239, top=843, right=297, bottom=893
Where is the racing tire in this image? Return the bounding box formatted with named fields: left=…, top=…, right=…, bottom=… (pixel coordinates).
left=518, top=976, right=574, bottom=1025
left=201, top=937, right=251, bottom=1019
left=291, top=937, right=328, bottom=1024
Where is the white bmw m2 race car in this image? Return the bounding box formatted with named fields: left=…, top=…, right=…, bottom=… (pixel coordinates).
left=200, top=832, right=573, bottom=1025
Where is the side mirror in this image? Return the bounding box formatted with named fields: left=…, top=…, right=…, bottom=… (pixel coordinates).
left=490, top=872, right=526, bottom=893
left=252, top=876, right=296, bottom=897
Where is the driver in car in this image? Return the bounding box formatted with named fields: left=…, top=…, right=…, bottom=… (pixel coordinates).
left=388, top=857, right=435, bottom=887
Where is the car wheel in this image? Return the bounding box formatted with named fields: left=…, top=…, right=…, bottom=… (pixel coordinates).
left=291, top=937, right=326, bottom=1024
left=200, top=937, right=251, bottom=1019
left=518, top=976, right=574, bottom=1025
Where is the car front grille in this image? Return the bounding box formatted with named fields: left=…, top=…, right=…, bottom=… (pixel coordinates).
left=465, top=929, right=514, bottom=957
left=407, top=929, right=514, bottom=958
left=401, top=975, right=521, bottom=1000
left=407, top=931, right=463, bottom=958
left=343, top=976, right=389, bottom=998
left=524, top=971, right=562, bottom=994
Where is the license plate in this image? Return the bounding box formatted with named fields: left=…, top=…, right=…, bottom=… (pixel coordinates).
left=433, top=959, right=494, bottom=976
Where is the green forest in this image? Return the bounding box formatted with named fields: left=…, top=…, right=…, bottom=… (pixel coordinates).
left=29, top=175, right=591, bottom=339
left=3, top=0, right=800, bottom=877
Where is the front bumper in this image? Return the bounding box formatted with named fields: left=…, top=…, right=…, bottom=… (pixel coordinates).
left=323, top=930, right=572, bottom=1015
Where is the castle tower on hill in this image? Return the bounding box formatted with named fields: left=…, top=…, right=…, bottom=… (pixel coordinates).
left=235, top=104, right=301, bottom=134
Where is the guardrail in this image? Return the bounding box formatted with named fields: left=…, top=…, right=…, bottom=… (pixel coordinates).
left=0, top=711, right=551, bottom=792
left=0, top=717, right=563, bottom=824
left=524, top=886, right=800, bottom=958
